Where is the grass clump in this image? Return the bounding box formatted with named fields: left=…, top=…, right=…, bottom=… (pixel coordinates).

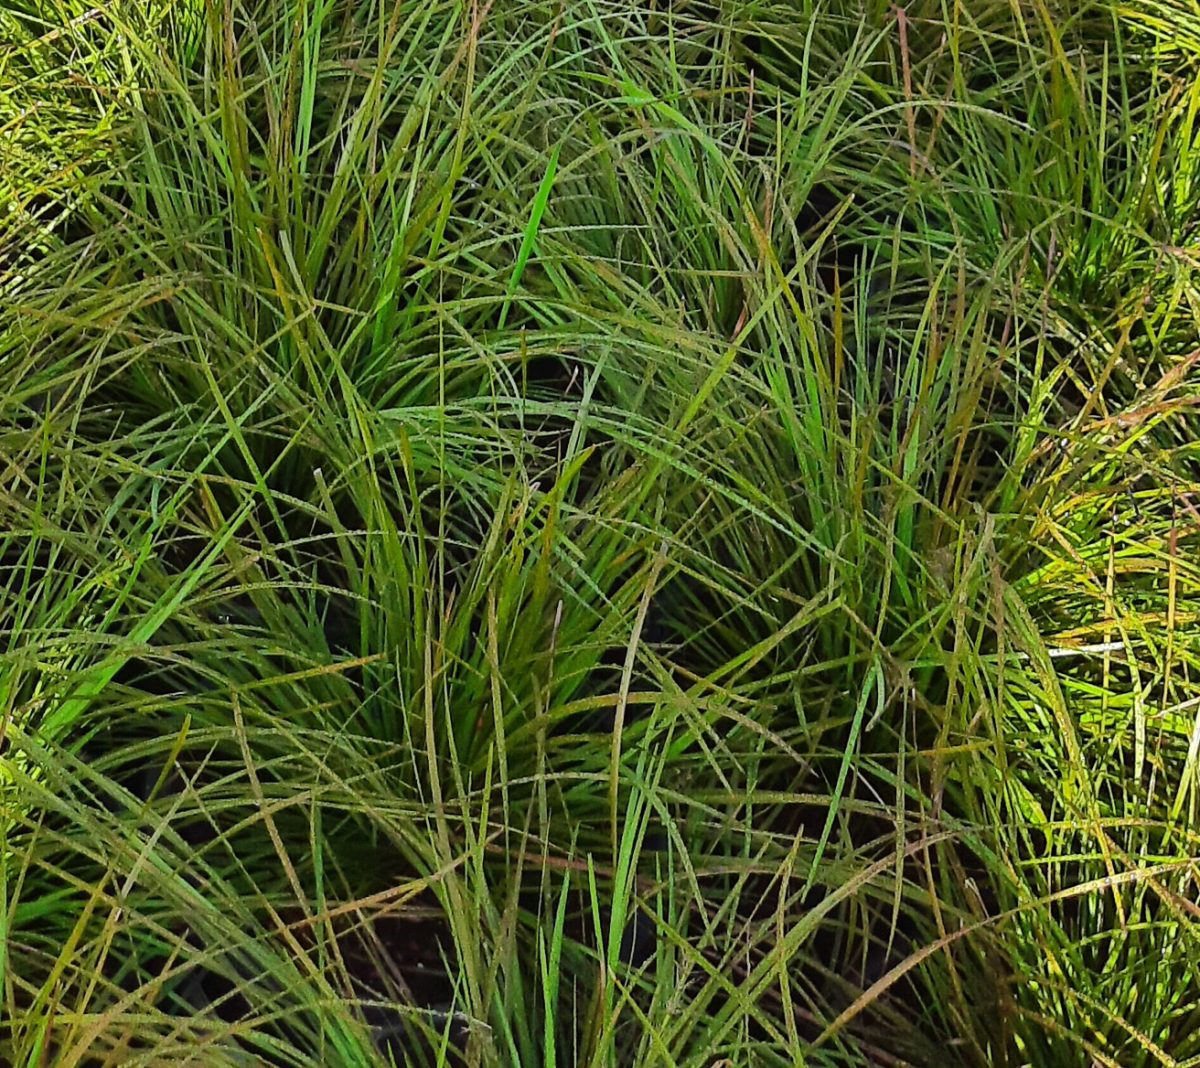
left=3, top=1, right=1200, bottom=1065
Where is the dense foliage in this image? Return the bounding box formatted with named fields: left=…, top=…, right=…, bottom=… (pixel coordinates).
left=4, top=1, right=1200, bottom=1064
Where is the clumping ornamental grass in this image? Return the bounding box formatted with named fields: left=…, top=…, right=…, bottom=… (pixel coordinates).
left=4, top=1, right=1200, bottom=1065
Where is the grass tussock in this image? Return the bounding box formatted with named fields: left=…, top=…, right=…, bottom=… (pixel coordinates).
left=4, top=1, right=1200, bottom=1065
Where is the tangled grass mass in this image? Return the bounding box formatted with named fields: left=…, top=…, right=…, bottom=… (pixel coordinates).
left=4, top=1, right=1200, bottom=1064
